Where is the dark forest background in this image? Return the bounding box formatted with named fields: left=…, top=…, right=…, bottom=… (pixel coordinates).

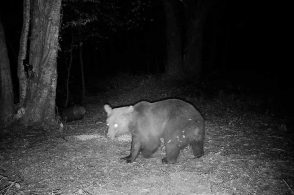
left=0, top=0, right=291, bottom=118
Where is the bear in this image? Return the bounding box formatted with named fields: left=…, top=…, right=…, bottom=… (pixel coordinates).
left=104, top=99, right=205, bottom=164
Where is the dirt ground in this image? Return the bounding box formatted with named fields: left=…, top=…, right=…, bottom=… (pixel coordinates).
left=1, top=77, right=294, bottom=195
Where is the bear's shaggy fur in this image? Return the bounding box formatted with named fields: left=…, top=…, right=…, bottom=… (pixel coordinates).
left=104, top=99, right=205, bottom=164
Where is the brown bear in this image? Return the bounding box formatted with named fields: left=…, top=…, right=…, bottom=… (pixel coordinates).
left=104, top=99, right=205, bottom=164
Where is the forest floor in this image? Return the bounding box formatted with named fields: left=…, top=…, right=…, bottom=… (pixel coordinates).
left=1, top=74, right=294, bottom=195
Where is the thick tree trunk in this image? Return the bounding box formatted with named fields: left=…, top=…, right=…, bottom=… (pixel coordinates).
left=19, top=0, right=62, bottom=127
left=0, top=20, right=14, bottom=126
left=162, top=0, right=183, bottom=78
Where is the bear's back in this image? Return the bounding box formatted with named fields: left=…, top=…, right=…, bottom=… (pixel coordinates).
left=131, top=99, right=203, bottom=139
left=151, top=99, right=202, bottom=121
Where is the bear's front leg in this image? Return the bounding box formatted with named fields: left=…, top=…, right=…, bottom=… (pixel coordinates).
left=121, top=136, right=141, bottom=163
left=162, top=142, right=180, bottom=164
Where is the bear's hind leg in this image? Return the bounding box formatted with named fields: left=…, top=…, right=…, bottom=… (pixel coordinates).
left=190, top=140, right=204, bottom=158
left=162, top=143, right=180, bottom=164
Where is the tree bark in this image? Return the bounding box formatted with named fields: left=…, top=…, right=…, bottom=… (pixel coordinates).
left=0, top=20, right=14, bottom=126
left=18, top=0, right=62, bottom=127
left=162, top=0, right=183, bottom=78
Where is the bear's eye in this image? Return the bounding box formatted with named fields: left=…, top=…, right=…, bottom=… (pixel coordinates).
left=114, top=123, right=118, bottom=128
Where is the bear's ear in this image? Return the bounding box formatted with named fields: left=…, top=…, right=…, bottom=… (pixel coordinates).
left=104, top=104, right=112, bottom=115
left=127, top=106, right=134, bottom=113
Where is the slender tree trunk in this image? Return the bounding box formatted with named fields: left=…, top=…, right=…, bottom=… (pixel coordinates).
left=18, top=0, right=30, bottom=106
left=64, top=36, right=74, bottom=108
left=162, top=0, right=183, bottom=78
left=183, top=16, right=203, bottom=78
left=0, top=20, right=14, bottom=126
left=18, top=0, right=62, bottom=127
left=79, top=42, right=85, bottom=104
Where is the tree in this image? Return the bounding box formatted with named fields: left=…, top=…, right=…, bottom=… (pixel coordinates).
left=0, top=19, right=14, bottom=126
left=57, top=0, right=153, bottom=106
left=16, top=0, right=62, bottom=127
left=182, top=0, right=214, bottom=78
left=162, top=0, right=183, bottom=78
left=182, top=0, right=204, bottom=78
left=162, top=0, right=214, bottom=79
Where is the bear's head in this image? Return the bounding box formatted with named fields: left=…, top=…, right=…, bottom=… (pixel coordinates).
left=104, top=104, right=134, bottom=139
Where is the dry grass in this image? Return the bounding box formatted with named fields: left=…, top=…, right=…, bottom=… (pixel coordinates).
left=1, top=74, right=293, bottom=194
